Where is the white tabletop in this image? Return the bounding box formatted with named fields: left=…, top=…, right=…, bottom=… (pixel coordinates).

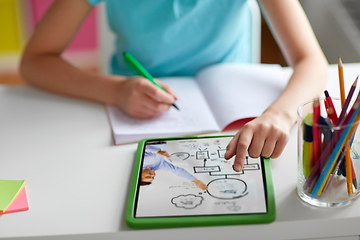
left=1, top=63, right=360, bottom=240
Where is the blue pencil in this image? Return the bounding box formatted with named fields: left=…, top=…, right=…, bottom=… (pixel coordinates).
left=310, top=99, right=360, bottom=198
left=303, top=91, right=360, bottom=191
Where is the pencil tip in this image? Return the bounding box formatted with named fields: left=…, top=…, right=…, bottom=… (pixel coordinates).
left=354, top=76, right=359, bottom=85
left=324, top=90, right=329, bottom=97
left=338, top=56, right=343, bottom=66
left=313, top=98, right=320, bottom=106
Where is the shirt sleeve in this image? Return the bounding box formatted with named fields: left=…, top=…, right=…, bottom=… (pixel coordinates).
left=161, top=160, right=196, bottom=181
left=86, top=0, right=103, bottom=6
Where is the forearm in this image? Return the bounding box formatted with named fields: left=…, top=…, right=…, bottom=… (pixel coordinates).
left=259, top=0, right=328, bottom=125
left=263, top=54, right=328, bottom=127
left=20, top=53, right=123, bottom=105
left=18, top=0, right=119, bottom=105
left=226, top=0, right=328, bottom=170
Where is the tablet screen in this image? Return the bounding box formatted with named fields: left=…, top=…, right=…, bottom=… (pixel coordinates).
left=134, top=137, right=268, bottom=218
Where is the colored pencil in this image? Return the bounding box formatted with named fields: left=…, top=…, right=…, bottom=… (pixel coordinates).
left=337, top=76, right=358, bottom=123
left=323, top=151, right=345, bottom=193
left=324, top=90, right=338, bottom=125
left=352, top=163, right=358, bottom=189
left=320, top=93, right=360, bottom=193
left=312, top=99, right=321, bottom=169
left=345, top=139, right=353, bottom=194
left=338, top=56, right=346, bottom=105
left=303, top=91, right=360, bottom=192
left=338, top=57, right=355, bottom=194
left=311, top=101, right=360, bottom=198
left=318, top=113, right=360, bottom=196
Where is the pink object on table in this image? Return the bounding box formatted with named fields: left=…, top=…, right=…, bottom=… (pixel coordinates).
left=0, top=187, right=29, bottom=214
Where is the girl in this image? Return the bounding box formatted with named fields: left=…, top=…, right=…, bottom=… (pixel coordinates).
left=20, top=0, right=328, bottom=171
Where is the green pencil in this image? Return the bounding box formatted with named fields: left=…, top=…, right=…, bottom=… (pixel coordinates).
left=123, top=51, right=179, bottom=111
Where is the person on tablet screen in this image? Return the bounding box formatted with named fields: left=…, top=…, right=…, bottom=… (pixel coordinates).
left=141, top=144, right=208, bottom=191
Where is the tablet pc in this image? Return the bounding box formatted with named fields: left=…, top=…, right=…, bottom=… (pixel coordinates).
left=126, top=135, right=275, bottom=229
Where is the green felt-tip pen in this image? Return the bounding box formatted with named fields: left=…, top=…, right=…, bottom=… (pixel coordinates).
left=123, top=51, right=179, bottom=111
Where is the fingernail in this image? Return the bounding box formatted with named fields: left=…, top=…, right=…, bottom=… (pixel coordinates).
left=234, top=163, right=242, bottom=172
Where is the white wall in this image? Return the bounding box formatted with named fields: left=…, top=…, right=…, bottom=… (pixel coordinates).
left=300, top=0, right=360, bottom=64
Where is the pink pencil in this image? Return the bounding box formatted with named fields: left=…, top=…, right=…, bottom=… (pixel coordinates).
left=312, top=98, right=321, bottom=170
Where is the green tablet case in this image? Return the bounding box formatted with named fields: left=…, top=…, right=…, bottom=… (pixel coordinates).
left=126, top=135, right=276, bottom=229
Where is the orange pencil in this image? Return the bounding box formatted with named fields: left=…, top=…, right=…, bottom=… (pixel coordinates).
left=338, top=56, right=346, bottom=105
left=338, top=56, right=354, bottom=194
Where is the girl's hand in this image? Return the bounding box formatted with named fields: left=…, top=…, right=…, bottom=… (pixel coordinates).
left=116, top=76, right=177, bottom=119
left=157, top=151, right=171, bottom=157
left=224, top=111, right=292, bottom=171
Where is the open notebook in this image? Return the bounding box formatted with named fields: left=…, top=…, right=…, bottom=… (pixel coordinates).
left=106, top=63, right=288, bottom=145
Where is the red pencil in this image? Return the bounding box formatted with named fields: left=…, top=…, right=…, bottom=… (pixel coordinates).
left=324, top=90, right=338, bottom=125
left=312, top=98, right=321, bottom=169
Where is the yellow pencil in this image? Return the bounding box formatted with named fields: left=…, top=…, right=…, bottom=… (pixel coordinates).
left=338, top=57, right=346, bottom=105
left=317, top=111, right=360, bottom=195
left=338, top=56, right=353, bottom=194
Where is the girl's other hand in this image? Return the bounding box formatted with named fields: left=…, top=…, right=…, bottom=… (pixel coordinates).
left=115, top=76, right=177, bottom=119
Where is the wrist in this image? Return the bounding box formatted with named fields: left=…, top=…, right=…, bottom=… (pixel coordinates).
left=263, top=107, right=295, bottom=129
left=100, top=74, right=127, bottom=105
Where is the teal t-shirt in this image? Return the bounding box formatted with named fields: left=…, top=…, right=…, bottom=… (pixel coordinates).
left=87, top=0, right=252, bottom=77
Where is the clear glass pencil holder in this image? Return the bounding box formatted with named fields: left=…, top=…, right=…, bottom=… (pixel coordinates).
left=297, top=98, right=360, bottom=207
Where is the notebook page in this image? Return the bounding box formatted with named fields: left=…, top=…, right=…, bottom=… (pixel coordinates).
left=196, top=63, right=288, bottom=130
left=106, top=77, right=220, bottom=136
